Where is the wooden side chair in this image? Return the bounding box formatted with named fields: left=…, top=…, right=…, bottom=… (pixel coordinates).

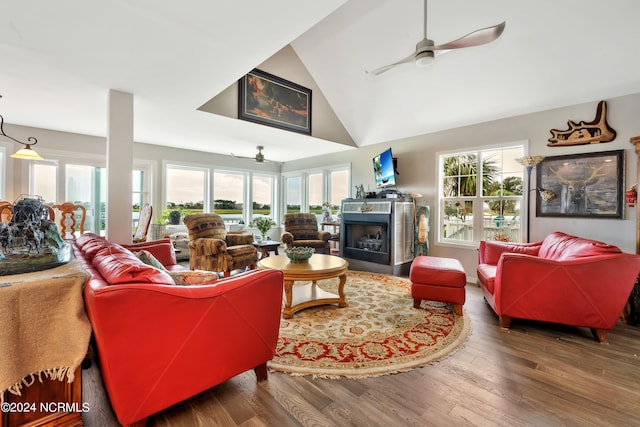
left=0, top=201, right=12, bottom=223
left=44, top=205, right=55, bottom=222
left=52, top=202, right=87, bottom=240
left=133, top=203, right=153, bottom=243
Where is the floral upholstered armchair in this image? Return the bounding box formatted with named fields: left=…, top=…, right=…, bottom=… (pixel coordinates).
left=281, top=213, right=330, bottom=254
left=183, top=213, right=258, bottom=277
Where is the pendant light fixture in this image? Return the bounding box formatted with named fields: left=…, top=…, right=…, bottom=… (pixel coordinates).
left=0, top=113, right=44, bottom=160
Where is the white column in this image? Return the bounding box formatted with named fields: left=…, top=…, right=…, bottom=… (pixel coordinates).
left=106, top=90, right=133, bottom=243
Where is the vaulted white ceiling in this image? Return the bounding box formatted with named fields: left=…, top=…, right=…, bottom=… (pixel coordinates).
left=1, top=0, right=640, bottom=163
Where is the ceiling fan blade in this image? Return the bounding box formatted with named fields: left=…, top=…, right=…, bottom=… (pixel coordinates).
left=366, top=53, right=415, bottom=76
left=231, top=153, right=256, bottom=160
left=432, top=21, right=505, bottom=50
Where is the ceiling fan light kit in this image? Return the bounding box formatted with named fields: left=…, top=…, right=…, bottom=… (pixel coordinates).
left=366, top=0, right=505, bottom=75
left=415, top=50, right=434, bottom=67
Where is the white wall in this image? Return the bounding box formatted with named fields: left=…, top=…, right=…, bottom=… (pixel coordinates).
left=283, top=93, right=640, bottom=279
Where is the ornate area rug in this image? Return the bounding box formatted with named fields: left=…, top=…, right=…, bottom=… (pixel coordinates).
left=269, top=271, right=471, bottom=378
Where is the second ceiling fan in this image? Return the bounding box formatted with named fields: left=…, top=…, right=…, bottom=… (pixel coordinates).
left=366, top=0, right=505, bottom=76
left=231, top=146, right=274, bottom=163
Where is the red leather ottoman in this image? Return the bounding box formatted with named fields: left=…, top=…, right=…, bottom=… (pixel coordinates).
left=409, top=256, right=467, bottom=315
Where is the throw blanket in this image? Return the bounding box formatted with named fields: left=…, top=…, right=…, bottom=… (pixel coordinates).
left=0, top=260, right=91, bottom=401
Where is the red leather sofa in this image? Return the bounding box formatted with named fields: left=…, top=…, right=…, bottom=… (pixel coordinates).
left=75, top=233, right=283, bottom=426
left=477, top=231, right=640, bottom=343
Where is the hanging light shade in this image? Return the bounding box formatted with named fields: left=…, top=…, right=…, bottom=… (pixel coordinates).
left=10, top=144, right=43, bottom=160
left=515, top=155, right=545, bottom=168
left=1, top=113, right=44, bottom=160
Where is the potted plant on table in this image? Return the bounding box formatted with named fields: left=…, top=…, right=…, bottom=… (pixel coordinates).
left=168, top=209, right=182, bottom=225
left=250, top=217, right=276, bottom=241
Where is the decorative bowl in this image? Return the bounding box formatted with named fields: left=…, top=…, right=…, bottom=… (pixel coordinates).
left=284, top=246, right=315, bottom=263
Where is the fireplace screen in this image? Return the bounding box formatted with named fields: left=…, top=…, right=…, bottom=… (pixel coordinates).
left=342, top=217, right=390, bottom=265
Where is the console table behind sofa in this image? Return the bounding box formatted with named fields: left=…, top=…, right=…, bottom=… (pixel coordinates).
left=0, top=260, right=91, bottom=427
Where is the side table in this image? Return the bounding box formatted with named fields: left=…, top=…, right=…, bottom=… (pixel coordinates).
left=322, top=222, right=340, bottom=254
left=253, top=240, right=281, bottom=259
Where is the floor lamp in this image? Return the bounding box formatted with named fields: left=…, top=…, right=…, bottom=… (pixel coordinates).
left=516, top=155, right=545, bottom=243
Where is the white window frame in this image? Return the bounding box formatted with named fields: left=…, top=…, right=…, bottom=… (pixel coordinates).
left=327, top=165, right=351, bottom=212
left=30, top=159, right=61, bottom=203
left=307, top=169, right=324, bottom=213
left=213, top=168, right=246, bottom=224
left=133, top=160, right=154, bottom=208
left=164, top=162, right=210, bottom=214
left=436, top=142, right=527, bottom=248
left=250, top=172, right=278, bottom=222
left=282, top=173, right=304, bottom=216
left=281, top=163, right=351, bottom=220
left=163, top=162, right=279, bottom=226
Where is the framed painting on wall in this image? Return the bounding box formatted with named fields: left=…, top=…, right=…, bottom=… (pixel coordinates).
left=238, top=68, right=311, bottom=135
left=536, top=149, right=624, bottom=219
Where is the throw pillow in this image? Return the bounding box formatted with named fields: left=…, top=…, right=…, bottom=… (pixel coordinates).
left=92, top=246, right=175, bottom=286
left=168, top=270, right=220, bottom=286
left=135, top=250, right=167, bottom=271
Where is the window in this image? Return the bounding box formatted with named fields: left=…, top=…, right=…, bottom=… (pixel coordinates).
left=65, top=164, right=104, bottom=233
left=30, top=161, right=106, bottom=233
left=328, top=168, right=349, bottom=214
left=252, top=174, right=273, bottom=220
left=285, top=176, right=302, bottom=214
left=308, top=172, right=323, bottom=214
left=165, top=165, right=208, bottom=220
left=163, top=164, right=276, bottom=226
left=283, top=166, right=351, bottom=218
left=132, top=168, right=151, bottom=231
left=438, top=144, right=524, bottom=246
left=31, top=161, right=58, bottom=203
left=213, top=171, right=244, bottom=223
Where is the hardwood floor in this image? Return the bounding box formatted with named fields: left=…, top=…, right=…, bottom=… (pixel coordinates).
left=82, top=284, right=640, bottom=426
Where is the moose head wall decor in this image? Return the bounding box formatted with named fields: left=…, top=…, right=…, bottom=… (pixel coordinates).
left=547, top=100, right=617, bottom=147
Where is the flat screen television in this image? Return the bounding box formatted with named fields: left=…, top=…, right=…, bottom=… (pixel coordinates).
left=373, top=147, right=396, bottom=188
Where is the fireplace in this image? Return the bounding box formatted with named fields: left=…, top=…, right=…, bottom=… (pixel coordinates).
left=340, top=199, right=414, bottom=275
left=342, top=213, right=390, bottom=265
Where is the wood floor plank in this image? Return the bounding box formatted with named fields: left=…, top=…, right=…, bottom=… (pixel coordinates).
left=82, top=284, right=640, bottom=426
left=257, top=375, right=337, bottom=427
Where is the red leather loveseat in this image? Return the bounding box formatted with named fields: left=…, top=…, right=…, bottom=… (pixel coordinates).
left=75, top=233, right=283, bottom=426
left=477, top=231, right=640, bottom=343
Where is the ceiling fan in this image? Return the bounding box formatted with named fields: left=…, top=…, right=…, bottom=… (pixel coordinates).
left=231, top=145, right=273, bottom=163
left=366, top=0, right=505, bottom=76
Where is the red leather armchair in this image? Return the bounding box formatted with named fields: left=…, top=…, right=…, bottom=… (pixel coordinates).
left=477, top=232, right=640, bottom=343
left=76, top=234, right=283, bottom=426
